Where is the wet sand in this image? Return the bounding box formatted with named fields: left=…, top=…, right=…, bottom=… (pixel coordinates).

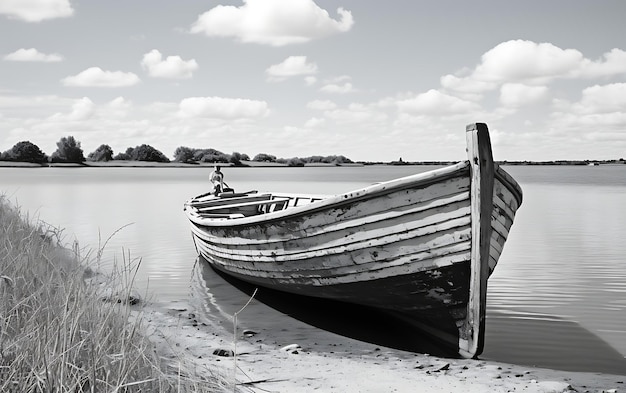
left=127, top=263, right=626, bottom=392
left=135, top=299, right=624, bottom=393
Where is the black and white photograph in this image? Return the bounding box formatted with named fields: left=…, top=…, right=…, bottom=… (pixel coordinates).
left=1, top=1, right=625, bottom=391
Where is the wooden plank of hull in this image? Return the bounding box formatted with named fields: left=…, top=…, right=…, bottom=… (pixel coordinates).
left=185, top=122, right=523, bottom=359
left=197, top=238, right=471, bottom=283
left=487, top=173, right=522, bottom=273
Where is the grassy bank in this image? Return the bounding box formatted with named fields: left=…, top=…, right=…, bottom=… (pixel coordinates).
left=0, top=196, right=228, bottom=392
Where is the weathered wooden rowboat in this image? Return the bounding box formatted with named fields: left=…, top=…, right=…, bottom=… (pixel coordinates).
left=184, top=123, right=523, bottom=358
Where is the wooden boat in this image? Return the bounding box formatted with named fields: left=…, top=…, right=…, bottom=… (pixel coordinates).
left=184, top=123, right=523, bottom=358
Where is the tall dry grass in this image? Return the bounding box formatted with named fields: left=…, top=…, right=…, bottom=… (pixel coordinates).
left=0, top=196, right=230, bottom=392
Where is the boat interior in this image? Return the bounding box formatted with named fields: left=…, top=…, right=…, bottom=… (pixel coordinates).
left=186, top=191, right=325, bottom=219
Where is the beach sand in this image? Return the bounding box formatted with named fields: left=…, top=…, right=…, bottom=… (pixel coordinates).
left=133, top=300, right=624, bottom=393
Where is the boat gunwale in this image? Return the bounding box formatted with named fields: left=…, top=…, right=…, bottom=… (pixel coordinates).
left=186, top=161, right=472, bottom=228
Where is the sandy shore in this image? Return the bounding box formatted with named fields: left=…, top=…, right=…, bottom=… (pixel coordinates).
left=132, top=299, right=624, bottom=393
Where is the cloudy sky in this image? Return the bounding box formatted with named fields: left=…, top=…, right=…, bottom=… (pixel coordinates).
left=1, top=0, right=626, bottom=162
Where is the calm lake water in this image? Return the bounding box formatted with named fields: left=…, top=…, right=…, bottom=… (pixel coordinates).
left=2, top=165, right=625, bottom=375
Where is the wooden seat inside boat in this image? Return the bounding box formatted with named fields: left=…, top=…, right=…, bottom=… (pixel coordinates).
left=187, top=190, right=328, bottom=220
left=196, top=194, right=292, bottom=218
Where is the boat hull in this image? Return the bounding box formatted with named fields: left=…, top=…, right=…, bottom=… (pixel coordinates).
left=184, top=123, right=523, bottom=358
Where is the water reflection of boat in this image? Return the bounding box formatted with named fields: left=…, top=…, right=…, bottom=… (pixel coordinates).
left=183, top=123, right=523, bottom=358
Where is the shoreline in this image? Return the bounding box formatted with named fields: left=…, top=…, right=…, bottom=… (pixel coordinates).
left=1, top=161, right=625, bottom=169
left=0, top=161, right=363, bottom=168
left=141, top=297, right=625, bottom=392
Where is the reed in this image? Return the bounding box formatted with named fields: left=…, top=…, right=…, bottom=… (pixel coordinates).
left=0, top=196, right=230, bottom=392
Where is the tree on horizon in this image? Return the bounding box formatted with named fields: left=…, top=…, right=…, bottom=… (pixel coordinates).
left=0, top=141, right=48, bottom=164
left=229, top=151, right=250, bottom=166
left=173, top=146, right=194, bottom=163
left=116, top=144, right=170, bottom=162
left=87, top=144, right=114, bottom=161
left=50, top=136, right=85, bottom=163
left=253, top=153, right=276, bottom=162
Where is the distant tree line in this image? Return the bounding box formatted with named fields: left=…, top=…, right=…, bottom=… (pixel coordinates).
left=275, top=155, right=353, bottom=166
left=0, top=137, right=88, bottom=164
left=0, top=138, right=171, bottom=164
left=173, top=147, right=248, bottom=165
left=0, top=137, right=354, bottom=166
left=500, top=159, right=626, bottom=165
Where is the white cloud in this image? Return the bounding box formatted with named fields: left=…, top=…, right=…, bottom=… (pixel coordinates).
left=474, top=40, right=583, bottom=84
left=0, top=0, right=73, bottom=22
left=190, top=0, right=354, bottom=46
left=548, top=83, right=626, bottom=144
left=48, top=97, right=95, bottom=122
left=551, top=111, right=626, bottom=135
left=442, top=40, right=626, bottom=95
left=304, top=117, right=325, bottom=128
left=266, top=56, right=318, bottom=82
left=178, top=96, right=269, bottom=119
left=307, top=99, right=337, bottom=110
left=320, top=82, right=355, bottom=94
left=397, top=89, right=481, bottom=115
left=572, top=83, right=626, bottom=115
left=105, top=97, right=133, bottom=119
left=325, top=103, right=387, bottom=124
left=304, top=76, right=317, bottom=86
left=4, top=48, right=63, bottom=62
left=440, top=74, right=495, bottom=95
left=578, top=49, right=626, bottom=78
left=61, top=67, right=140, bottom=87
left=141, top=49, right=199, bottom=79
left=499, top=83, right=548, bottom=108
left=319, top=75, right=355, bottom=93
